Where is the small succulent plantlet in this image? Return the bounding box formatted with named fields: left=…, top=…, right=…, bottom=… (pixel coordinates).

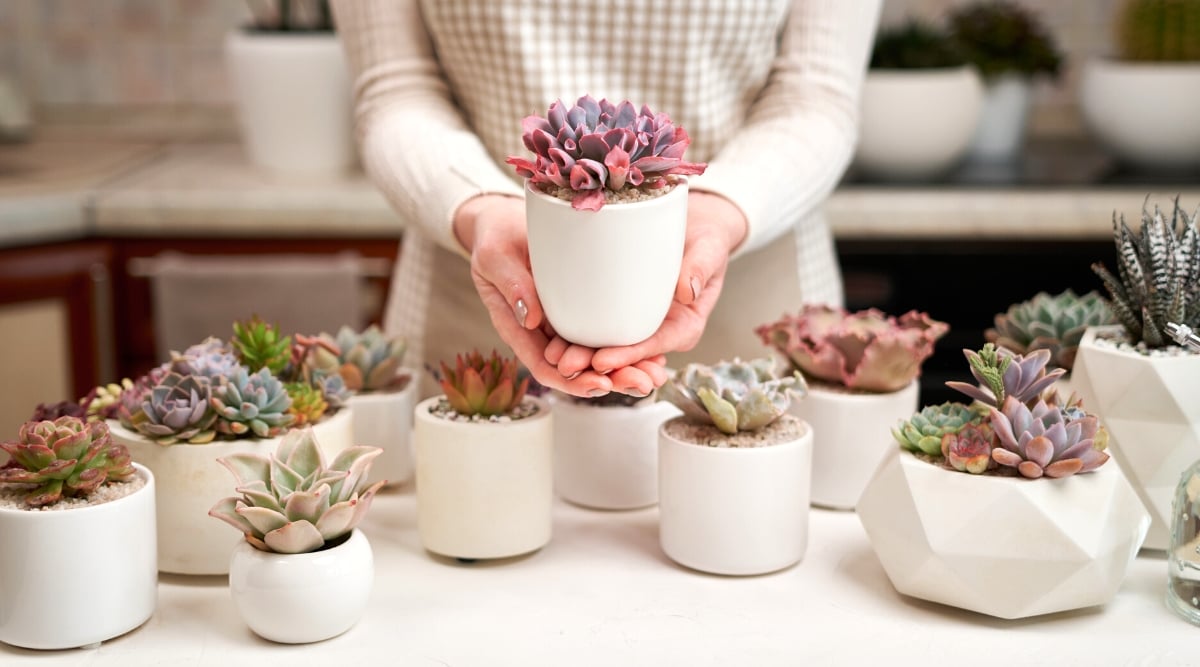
left=941, top=422, right=998, bottom=474
left=0, top=417, right=135, bottom=507
left=285, top=382, right=328, bottom=427
left=438, top=350, right=530, bottom=418
left=122, top=372, right=220, bottom=445
left=81, top=379, right=135, bottom=422
left=870, top=19, right=967, bottom=69
left=232, top=316, right=293, bottom=376
left=756, top=305, right=948, bottom=393
left=657, top=358, right=806, bottom=435
left=211, top=367, right=295, bottom=438
left=30, top=401, right=86, bottom=422
left=322, top=325, right=408, bottom=392
left=506, top=95, right=708, bottom=211
left=946, top=343, right=1065, bottom=409
left=1117, top=0, right=1200, bottom=61
left=986, top=289, right=1115, bottom=372
left=209, top=427, right=384, bottom=554
left=170, top=337, right=244, bottom=380
left=1092, top=199, right=1200, bottom=348
left=947, top=0, right=1063, bottom=79
left=892, top=402, right=986, bottom=456
left=988, top=396, right=1109, bottom=479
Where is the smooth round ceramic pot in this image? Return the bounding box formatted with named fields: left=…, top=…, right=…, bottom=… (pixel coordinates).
left=854, top=66, right=984, bottom=180
left=658, top=417, right=813, bottom=575
left=967, top=74, right=1031, bottom=162
left=790, top=380, right=919, bottom=510
left=525, top=179, right=687, bottom=347
left=1080, top=59, right=1200, bottom=169
left=550, top=392, right=681, bottom=510
left=414, top=396, right=554, bottom=559
left=349, top=373, right=418, bottom=487
left=225, top=30, right=354, bottom=174
left=0, top=464, right=157, bottom=650
left=229, top=529, right=373, bottom=644
left=109, top=408, right=353, bottom=575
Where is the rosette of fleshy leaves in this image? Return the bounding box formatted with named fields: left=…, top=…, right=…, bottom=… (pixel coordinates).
left=285, top=382, right=328, bottom=427
left=319, top=325, right=408, bottom=393
left=209, top=427, right=384, bottom=554
left=0, top=417, right=135, bottom=507
left=169, top=336, right=244, bottom=380
left=290, top=333, right=353, bottom=409
left=232, top=315, right=292, bottom=376
left=756, top=305, right=949, bottom=393
left=122, top=371, right=219, bottom=445
left=941, top=421, right=998, bottom=474
left=892, top=401, right=986, bottom=456
left=211, top=367, right=295, bottom=438
left=985, top=289, right=1114, bottom=372
left=506, top=95, right=707, bottom=211
left=81, top=379, right=135, bottom=422
left=987, top=395, right=1109, bottom=479
left=946, top=343, right=1065, bottom=409
left=657, top=358, right=806, bottom=435
left=438, top=350, right=530, bottom=417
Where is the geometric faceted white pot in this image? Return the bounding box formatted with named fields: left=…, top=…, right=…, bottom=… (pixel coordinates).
left=857, top=451, right=1150, bottom=619
left=789, top=380, right=919, bottom=510
left=551, top=392, right=681, bottom=510
left=657, top=416, right=813, bottom=576
left=967, top=74, right=1032, bottom=163
left=0, top=464, right=157, bottom=650
left=525, top=180, right=687, bottom=347
left=349, top=373, right=418, bottom=487
left=414, top=396, right=553, bottom=560
left=109, top=409, right=354, bottom=575
left=1072, top=325, right=1200, bottom=550
left=228, top=529, right=373, bottom=644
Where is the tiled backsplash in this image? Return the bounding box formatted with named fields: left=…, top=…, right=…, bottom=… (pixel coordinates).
left=2, top=0, right=1121, bottom=135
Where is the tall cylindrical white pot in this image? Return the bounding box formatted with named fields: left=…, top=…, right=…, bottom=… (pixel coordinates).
left=414, top=396, right=553, bottom=559
left=967, top=74, right=1031, bottom=162
left=0, top=464, right=157, bottom=650
left=525, top=180, right=687, bottom=347
left=350, top=374, right=418, bottom=487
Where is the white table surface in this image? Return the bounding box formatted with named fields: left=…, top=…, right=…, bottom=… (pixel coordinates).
left=1, top=483, right=1193, bottom=666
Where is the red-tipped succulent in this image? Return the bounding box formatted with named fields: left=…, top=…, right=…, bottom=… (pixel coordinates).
left=0, top=417, right=136, bottom=507
left=438, top=350, right=530, bottom=417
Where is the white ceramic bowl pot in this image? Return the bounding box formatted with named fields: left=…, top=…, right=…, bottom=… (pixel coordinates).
left=1072, top=325, right=1200, bottom=550
left=524, top=179, right=687, bottom=347
left=0, top=464, right=157, bottom=650
left=1080, top=59, right=1200, bottom=170
left=857, top=450, right=1150, bottom=619
left=109, top=409, right=353, bottom=575
left=658, top=415, right=813, bottom=575
left=854, top=66, right=984, bottom=180
left=790, top=380, right=919, bottom=510
left=550, top=391, right=681, bottom=510
left=229, top=529, right=373, bottom=644
left=350, top=372, right=418, bottom=487
left=414, top=396, right=553, bottom=559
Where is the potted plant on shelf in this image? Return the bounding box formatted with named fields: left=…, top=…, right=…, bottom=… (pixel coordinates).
left=755, top=305, right=948, bottom=510
left=859, top=344, right=1150, bottom=620
left=506, top=95, right=706, bottom=347
left=656, top=358, right=811, bottom=576
left=0, top=417, right=156, bottom=650
left=1073, top=198, right=1200, bottom=550
left=1166, top=326, right=1200, bottom=624
left=209, top=427, right=384, bottom=644
left=1080, top=0, right=1200, bottom=170
left=413, top=350, right=553, bottom=560
left=946, top=0, right=1063, bottom=162
left=855, top=19, right=984, bottom=181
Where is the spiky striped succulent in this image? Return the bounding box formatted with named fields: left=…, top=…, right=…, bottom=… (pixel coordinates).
left=1092, top=199, right=1200, bottom=348
left=892, top=402, right=985, bottom=456
left=285, top=382, right=328, bottom=427
left=209, top=427, right=385, bottom=554
left=438, top=350, right=530, bottom=417
left=941, top=422, right=998, bottom=474
left=657, top=358, right=806, bottom=435
left=122, top=372, right=219, bottom=445
left=321, top=325, right=407, bottom=392
left=232, top=316, right=292, bottom=375
left=946, top=344, right=1065, bottom=409
left=988, top=395, right=1109, bottom=479
left=506, top=95, right=707, bottom=211
left=986, top=289, right=1115, bottom=371
left=211, top=367, right=295, bottom=438
left=0, top=417, right=136, bottom=507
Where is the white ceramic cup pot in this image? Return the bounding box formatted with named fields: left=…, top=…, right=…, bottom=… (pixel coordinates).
left=0, top=464, right=157, bottom=650
left=967, top=74, right=1032, bottom=162
left=349, top=373, right=418, bottom=487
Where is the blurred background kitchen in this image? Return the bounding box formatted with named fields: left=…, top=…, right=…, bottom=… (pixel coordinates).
left=0, top=0, right=1197, bottom=436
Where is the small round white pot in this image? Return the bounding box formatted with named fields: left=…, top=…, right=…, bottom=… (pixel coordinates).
left=225, top=30, right=354, bottom=175
left=525, top=180, right=688, bottom=347
left=967, top=74, right=1032, bottom=162
left=658, top=417, right=813, bottom=575
left=0, top=464, right=157, bottom=650
left=790, top=380, right=919, bottom=510
left=1079, top=59, right=1200, bottom=169
left=854, top=66, right=984, bottom=180
left=109, top=408, right=354, bottom=575
left=229, top=529, right=373, bottom=644
left=550, top=392, right=681, bottom=510
left=414, top=396, right=553, bottom=559
left=349, top=373, right=418, bottom=487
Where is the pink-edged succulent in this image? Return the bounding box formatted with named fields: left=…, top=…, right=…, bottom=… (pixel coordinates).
left=988, top=395, right=1109, bottom=479
left=0, top=417, right=135, bottom=507
left=506, top=95, right=707, bottom=211
left=940, top=421, right=998, bottom=474
left=755, top=305, right=949, bottom=393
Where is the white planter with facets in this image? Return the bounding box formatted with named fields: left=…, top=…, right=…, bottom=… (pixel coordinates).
left=525, top=180, right=687, bottom=347
left=857, top=450, right=1149, bottom=619
left=657, top=416, right=813, bottom=575
left=350, top=373, right=418, bottom=487
left=1072, top=325, right=1200, bottom=550
left=109, top=408, right=353, bottom=575
left=414, top=396, right=553, bottom=559
left=967, top=74, right=1032, bottom=163
left=229, top=529, right=373, bottom=644
left=0, top=464, right=157, bottom=650
left=790, top=380, right=919, bottom=510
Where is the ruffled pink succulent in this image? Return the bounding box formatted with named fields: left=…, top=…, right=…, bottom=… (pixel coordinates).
left=756, top=305, right=949, bottom=393
left=506, top=95, right=707, bottom=211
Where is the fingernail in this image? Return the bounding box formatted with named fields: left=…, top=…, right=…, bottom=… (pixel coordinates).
left=598, top=368, right=613, bottom=375
left=588, top=389, right=609, bottom=397
left=690, top=277, right=700, bottom=301
left=514, top=298, right=528, bottom=328
left=565, top=371, right=582, bottom=380
left=625, top=388, right=648, bottom=398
